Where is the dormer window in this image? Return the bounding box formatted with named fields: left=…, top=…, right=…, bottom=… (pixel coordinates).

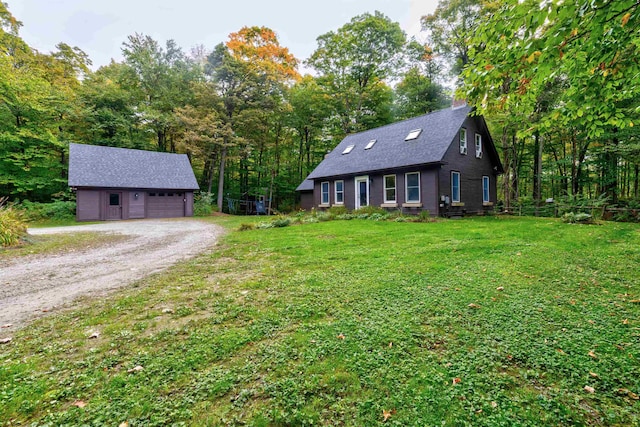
left=405, top=129, right=422, bottom=141
left=365, top=139, right=377, bottom=150
left=342, top=145, right=355, bottom=154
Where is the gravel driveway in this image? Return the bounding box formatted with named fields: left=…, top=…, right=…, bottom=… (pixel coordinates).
left=0, top=219, right=224, bottom=330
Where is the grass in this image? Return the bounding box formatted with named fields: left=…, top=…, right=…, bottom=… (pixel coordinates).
left=0, top=232, right=130, bottom=260
left=1, top=216, right=639, bottom=426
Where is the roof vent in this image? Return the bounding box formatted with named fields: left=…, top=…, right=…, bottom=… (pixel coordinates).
left=364, top=139, right=376, bottom=150
left=342, top=144, right=355, bottom=154
left=405, top=129, right=422, bottom=141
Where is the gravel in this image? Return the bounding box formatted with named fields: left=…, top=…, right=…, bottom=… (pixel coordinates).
left=0, top=219, right=224, bottom=330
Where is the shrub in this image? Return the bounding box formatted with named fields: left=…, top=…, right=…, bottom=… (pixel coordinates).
left=327, top=205, right=348, bottom=216
left=271, top=217, right=291, bottom=228
left=561, top=212, right=594, bottom=224
left=368, top=212, right=389, bottom=221
left=0, top=198, right=28, bottom=247
left=19, top=200, right=76, bottom=221
left=353, top=206, right=387, bottom=216
left=194, top=192, right=213, bottom=216
left=417, top=210, right=432, bottom=222
left=238, top=223, right=255, bottom=231
left=256, top=222, right=274, bottom=229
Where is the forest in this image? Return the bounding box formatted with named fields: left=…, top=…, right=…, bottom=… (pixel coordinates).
left=1, top=0, right=639, bottom=213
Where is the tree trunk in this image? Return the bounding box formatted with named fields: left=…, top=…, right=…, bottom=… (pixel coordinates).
left=216, top=146, right=227, bottom=212
left=502, top=126, right=511, bottom=211
left=533, top=132, right=543, bottom=213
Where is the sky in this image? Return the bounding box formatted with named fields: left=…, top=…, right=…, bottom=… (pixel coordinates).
left=9, top=0, right=439, bottom=72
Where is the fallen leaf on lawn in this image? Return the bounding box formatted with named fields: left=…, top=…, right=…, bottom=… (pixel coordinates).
left=382, top=409, right=392, bottom=422
left=41, top=308, right=49, bottom=312
left=491, top=401, right=498, bottom=408
left=337, top=333, right=345, bottom=340
left=161, top=308, right=174, bottom=314
left=388, top=342, right=393, bottom=348
left=127, top=365, right=144, bottom=373
left=569, top=299, right=576, bottom=305
left=468, top=303, right=480, bottom=309
left=618, top=388, right=639, bottom=400
left=310, top=339, right=316, bottom=343
left=629, top=299, right=640, bottom=304
left=588, top=350, right=597, bottom=359
left=589, top=372, right=599, bottom=378
left=1, top=323, right=12, bottom=328
left=452, top=377, right=462, bottom=385
left=88, top=332, right=100, bottom=339
left=119, top=422, right=129, bottom=427
left=496, top=286, right=504, bottom=291
left=475, top=409, right=483, bottom=414
left=0, top=337, right=12, bottom=344
left=584, top=385, right=595, bottom=393
left=72, top=400, right=87, bottom=408
left=516, top=252, right=521, bottom=256
left=588, top=320, right=595, bottom=324
left=622, top=319, right=629, bottom=325
left=557, top=349, right=565, bottom=354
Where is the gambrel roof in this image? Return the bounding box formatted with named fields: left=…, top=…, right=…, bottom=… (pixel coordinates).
left=68, top=143, right=199, bottom=190
left=303, top=105, right=500, bottom=182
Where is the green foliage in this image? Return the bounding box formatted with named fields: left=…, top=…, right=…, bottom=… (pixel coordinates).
left=0, top=199, right=27, bottom=246
left=561, top=212, right=594, bottom=224
left=270, top=217, right=291, bottom=228
left=237, top=223, right=255, bottom=231
left=193, top=192, right=213, bottom=217
left=18, top=200, right=76, bottom=221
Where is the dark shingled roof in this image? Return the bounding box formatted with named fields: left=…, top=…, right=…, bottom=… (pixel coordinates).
left=306, top=105, right=472, bottom=180
left=295, top=178, right=314, bottom=192
left=68, top=143, right=199, bottom=190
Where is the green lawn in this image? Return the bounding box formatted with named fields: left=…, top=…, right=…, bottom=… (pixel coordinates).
left=1, top=216, right=639, bottom=426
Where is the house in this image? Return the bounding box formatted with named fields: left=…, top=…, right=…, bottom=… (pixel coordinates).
left=68, top=143, right=199, bottom=221
left=296, top=104, right=503, bottom=216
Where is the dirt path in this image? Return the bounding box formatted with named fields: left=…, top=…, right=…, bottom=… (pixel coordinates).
left=0, top=219, right=224, bottom=330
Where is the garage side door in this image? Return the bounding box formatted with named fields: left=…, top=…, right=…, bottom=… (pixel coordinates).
left=147, top=192, right=185, bottom=218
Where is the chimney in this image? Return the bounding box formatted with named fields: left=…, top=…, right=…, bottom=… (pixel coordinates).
left=452, top=97, right=467, bottom=110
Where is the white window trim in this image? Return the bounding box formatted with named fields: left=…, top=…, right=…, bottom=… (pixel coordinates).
left=334, top=180, right=344, bottom=205
left=405, top=128, right=422, bottom=141
left=475, top=133, right=483, bottom=158
left=342, top=145, right=355, bottom=154
left=320, top=181, right=330, bottom=206
left=354, top=176, right=369, bottom=209
left=451, top=171, right=461, bottom=203
left=383, top=174, right=396, bottom=204
left=405, top=172, right=421, bottom=203
left=482, top=175, right=491, bottom=204
left=460, top=128, right=467, bottom=155
left=365, top=139, right=376, bottom=149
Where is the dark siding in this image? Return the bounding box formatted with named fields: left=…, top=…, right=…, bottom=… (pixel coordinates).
left=185, top=192, right=194, bottom=217
left=300, top=191, right=313, bottom=210
left=439, top=115, right=499, bottom=215
left=128, top=191, right=145, bottom=219
left=76, top=190, right=101, bottom=221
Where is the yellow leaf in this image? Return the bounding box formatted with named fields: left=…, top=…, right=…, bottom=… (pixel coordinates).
left=622, top=13, right=631, bottom=26
left=382, top=409, right=393, bottom=422
left=571, top=28, right=579, bottom=37
left=527, top=53, right=536, bottom=63
left=589, top=372, right=599, bottom=378
left=588, top=350, right=597, bottom=359
left=337, top=333, right=345, bottom=340
left=119, top=422, right=130, bottom=427
left=452, top=377, right=462, bottom=385
left=584, top=385, right=595, bottom=393
left=623, top=319, right=629, bottom=325
left=468, top=303, right=481, bottom=309
left=388, top=342, right=393, bottom=348
left=630, top=122, right=634, bottom=127
left=72, top=400, right=87, bottom=408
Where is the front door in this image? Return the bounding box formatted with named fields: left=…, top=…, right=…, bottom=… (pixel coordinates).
left=355, top=176, right=369, bottom=209
left=107, top=192, right=122, bottom=220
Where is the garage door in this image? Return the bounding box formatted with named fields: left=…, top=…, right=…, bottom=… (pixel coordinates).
left=147, top=192, right=185, bottom=218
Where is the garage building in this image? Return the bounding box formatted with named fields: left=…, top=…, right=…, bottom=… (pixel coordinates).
left=68, top=143, right=200, bottom=221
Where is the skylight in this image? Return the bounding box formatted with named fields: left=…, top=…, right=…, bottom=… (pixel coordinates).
left=342, top=144, right=355, bottom=154
left=365, top=139, right=377, bottom=150
left=405, top=129, right=422, bottom=141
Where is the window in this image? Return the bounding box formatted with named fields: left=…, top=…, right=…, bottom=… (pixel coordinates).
left=405, top=172, right=420, bottom=203
left=451, top=171, right=461, bottom=203
left=483, top=176, right=490, bottom=203
left=335, top=180, right=344, bottom=204
left=459, top=128, right=467, bottom=155
left=405, top=129, right=422, bottom=141
left=149, top=193, right=156, bottom=197
left=321, top=181, right=330, bottom=205
left=168, top=192, right=174, bottom=196
left=365, top=139, right=377, bottom=149
left=475, top=133, right=483, bottom=158
left=342, top=145, right=355, bottom=154
left=159, top=192, right=165, bottom=197
left=109, top=193, right=120, bottom=206
left=384, top=175, right=396, bottom=203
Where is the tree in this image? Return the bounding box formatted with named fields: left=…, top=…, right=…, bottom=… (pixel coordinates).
left=394, top=67, right=448, bottom=120
left=307, top=11, right=406, bottom=135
